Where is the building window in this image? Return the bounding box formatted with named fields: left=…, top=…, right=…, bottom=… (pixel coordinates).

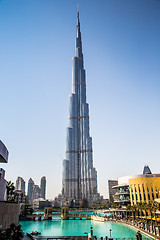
left=155, top=187, right=159, bottom=198
left=142, top=185, right=146, bottom=201
left=147, top=187, right=150, bottom=201
left=131, top=187, right=134, bottom=204
left=151, top=186, right=154, bottom=201
left=139, top=186, right=142, bottom=202
left=135, top=186, right=138, bottom=202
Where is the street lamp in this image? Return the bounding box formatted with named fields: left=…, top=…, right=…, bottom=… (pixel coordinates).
left=110, top=229, right=112, bottom=238
left=84, top=226, right=94, bottom=239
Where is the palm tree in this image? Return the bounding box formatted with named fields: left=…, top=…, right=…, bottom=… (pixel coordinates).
left=147, top=201, right=156, bottom=233
left=140, top=202, right=148, bottom=230
left=6, top=181, right=15, bottom=201
left=137, top=202, right=142, bottom=220
left=151, top=201, right=159, bottom=229
left=132, top=204, right=137, bottom=221
left=141, top=202, right=148, bottom=221
left=126, top=204, right=131, bottom=220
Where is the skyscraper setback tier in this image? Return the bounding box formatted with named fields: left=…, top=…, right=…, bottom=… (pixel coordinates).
left=62, top=12, right=98, bottom=202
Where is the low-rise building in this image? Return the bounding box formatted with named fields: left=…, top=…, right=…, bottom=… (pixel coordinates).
left=0, top=168, right=6, bottom=201
left=112, top=165, right=160, bottom=207
left=0, top=202, right=19, bottom=230
left=112, top=176, right=131, bottom=207
left=129, top=173, right=160, bottom=205
left=108, top=179, right=118, bottom=203
left=0, top=140, right=19, bottom=230
left=33, top=198, right=52, bottom=209
left=0, top=140, right=8, bottom=201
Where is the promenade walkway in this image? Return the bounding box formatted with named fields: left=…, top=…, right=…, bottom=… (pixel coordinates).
left=106, top=217, right=160, bottom=239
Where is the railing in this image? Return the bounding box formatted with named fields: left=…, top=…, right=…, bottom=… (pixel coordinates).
left=30, top=237, right=149, bottom=240
left=95, top=239, right=149, bottom=240
left=33, top=237, right=88, bottom=240
left=106, top=217, right=160, bottom=238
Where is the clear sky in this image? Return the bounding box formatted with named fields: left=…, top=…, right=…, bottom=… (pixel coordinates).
left=0, top=0, right=160, bottom=199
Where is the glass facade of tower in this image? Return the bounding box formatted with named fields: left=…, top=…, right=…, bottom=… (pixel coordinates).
left=40, top=176, right=46, bottom=199
left=16, top=176, right=25, bottom=194
left=62, top=13, right=98, bottom=202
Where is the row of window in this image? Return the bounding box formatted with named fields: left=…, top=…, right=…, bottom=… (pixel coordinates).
left=130, top=185, right=159, bottom=204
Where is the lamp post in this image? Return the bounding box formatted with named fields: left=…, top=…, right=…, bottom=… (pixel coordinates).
left=110, top=229, right=112, bottom=238
left=84, top=226, right=94, bottom=239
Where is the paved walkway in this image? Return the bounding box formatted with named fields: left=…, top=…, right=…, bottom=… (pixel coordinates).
left=108, top=219, right=158, bottom=239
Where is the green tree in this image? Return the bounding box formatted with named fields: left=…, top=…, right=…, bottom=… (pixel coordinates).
left=6, top=181, right=15, bottom=201
left=137, top=202, right=143, bottom=219
left=126, top=204, right=131, bottom=219
left=0, top=228, right=6, bottom=240
left=147, top=201, right=156, bottom=232
left=131, top=204, right=136, bottom=221
left=151, top=201, right=159, bottom=226
left=5, top=223, right=24, bottom=240
left=141, top=202, right=148, bottom=221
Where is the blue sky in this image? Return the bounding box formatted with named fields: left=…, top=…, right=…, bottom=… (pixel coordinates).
left=0, top=0, right=160, bottom=199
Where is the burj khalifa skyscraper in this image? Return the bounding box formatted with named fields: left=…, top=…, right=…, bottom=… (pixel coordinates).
left=62, top=12, right=98, bottom=203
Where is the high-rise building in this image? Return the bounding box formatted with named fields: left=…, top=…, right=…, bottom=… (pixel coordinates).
left=16, top=176, right=25, bottom=194
left=27, top=177, right=46, bottom=204
left=40, top=176, right=46, bottom=199
left=27, top=178, right=34, bottom=204
left=32, top=184, right=41, bottom=200
left=108, top=179, right=118, bottom=203
left=62, top=12, right=98, bottom=203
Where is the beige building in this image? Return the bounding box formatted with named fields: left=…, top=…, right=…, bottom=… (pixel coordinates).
left=0, top=140, right=19, bottom=230
left=108, top=179, right=118, bottom=202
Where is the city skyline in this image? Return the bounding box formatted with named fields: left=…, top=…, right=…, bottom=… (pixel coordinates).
left=27, top=176, right=46, bottom=203
left=0, top=0, right=160, bottom=199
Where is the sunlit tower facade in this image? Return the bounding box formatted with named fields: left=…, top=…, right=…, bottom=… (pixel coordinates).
left=27, top=178, right=34, bottom=204
left=16, top=176, right=25, bottom=194
left=62, top=12, right=98, bottom=203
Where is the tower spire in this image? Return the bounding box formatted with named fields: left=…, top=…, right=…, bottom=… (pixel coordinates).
left=77, top=8, right=80, bottom=32
left=77, top=4, right=79, bottom=18
left=77, top=11, right=79, bottom=25
left=76, top=10, right=82, bottom=57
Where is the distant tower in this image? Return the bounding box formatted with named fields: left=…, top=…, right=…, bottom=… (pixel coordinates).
left=108, top=180, right=118, bottom=202
left=143, top=165, right=152, bottom=175
left=40, top=176, right=46, bottom=199
left=16, top=176, right=25, bottom=194
left=62, top=12, right=98, bottom=203
left=32, top=184, right=41, bottom=200
left=27, top=178, right=34, bottom=203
